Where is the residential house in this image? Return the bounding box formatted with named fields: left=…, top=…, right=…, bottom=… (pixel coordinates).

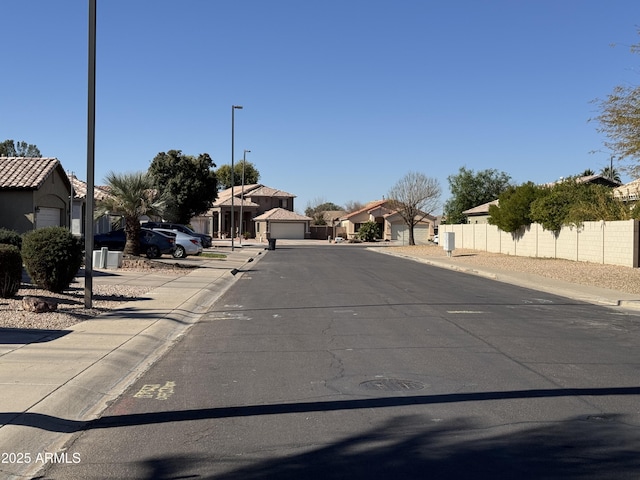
left=308, top=209, right=348, bottom=240
left=544, top=173, right=621, bottom=188
left=253, top=208, right=312, bottom=240
left=463, top=200, right=498, bottom=224
left=69, top=175, right=114, bottom=236
left=613, top=178, right=640, bottom=202
left=339, top=199, right=436, bottom=244
left=0, top=157, right=71, bottom=234
left=196, top=184, right=298, bottom=239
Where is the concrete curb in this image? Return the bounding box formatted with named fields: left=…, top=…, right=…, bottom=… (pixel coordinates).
left=371, top=248, right=640, bottom=310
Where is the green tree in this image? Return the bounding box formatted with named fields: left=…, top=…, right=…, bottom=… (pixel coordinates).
left=565, top=184, right=631, bottom=225
left=444, top=167, right=512, bottom=224
left=95, top=171, right=166, bottom=256
left=488, top=182, right=541, bottom=233
left=0, top=139, right=41, bottom=157
left=216, top=160, right=260, bottom=189
left=305, top=201, right=344, bottom=225
left=530, top=180, right=587, bottom=232
left=387, top=171, right=441, bottom=246
left=149, top=150, right=218, bottom=224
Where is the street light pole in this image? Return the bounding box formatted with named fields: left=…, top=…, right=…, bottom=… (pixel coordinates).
left=231, top=105, right=243, bottom=251
left=240, top=149, right=250, bottom=245
left=84, top=0, right=97, bottom=309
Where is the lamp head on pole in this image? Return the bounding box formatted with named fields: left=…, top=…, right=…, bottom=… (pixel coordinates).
left=233, top=105, right=243, bottom=110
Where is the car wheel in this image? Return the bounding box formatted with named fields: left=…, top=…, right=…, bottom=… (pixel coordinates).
left=172, top=245, right=186, bottom=259
left=146, top=245, right=160, bottom=259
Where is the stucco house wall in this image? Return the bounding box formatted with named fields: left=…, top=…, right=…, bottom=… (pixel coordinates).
left=0, top=157, right=71, bottom=234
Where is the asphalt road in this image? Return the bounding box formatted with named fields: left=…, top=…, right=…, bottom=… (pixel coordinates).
left=40, top=245, right=640, bottom=479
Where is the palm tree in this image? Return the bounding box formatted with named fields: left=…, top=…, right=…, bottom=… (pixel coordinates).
left=96, top=171, right=166, bottom=256
left=601, top=166, right=622, bottom=183
left=580, top=169, right=595, bottom=177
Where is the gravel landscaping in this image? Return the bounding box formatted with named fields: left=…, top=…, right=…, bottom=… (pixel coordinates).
left=0, top=259, right=190, bottom=331
left=388, top=244, right=640, bottom=295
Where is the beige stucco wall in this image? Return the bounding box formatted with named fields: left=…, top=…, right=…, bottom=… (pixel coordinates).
left=440, top=220, right=639, bottom=268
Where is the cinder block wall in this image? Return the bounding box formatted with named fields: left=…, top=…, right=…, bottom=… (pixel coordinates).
left=440, top=220, right=639, bottom=268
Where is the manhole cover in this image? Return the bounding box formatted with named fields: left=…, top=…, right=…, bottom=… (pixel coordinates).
left=360, top=378, right=425, bottom=392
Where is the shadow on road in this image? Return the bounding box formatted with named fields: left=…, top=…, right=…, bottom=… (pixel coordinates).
left=33, top=414, right=640, bottom=480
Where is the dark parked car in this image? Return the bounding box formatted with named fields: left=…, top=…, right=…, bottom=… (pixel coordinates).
left=94, top=228, right=176, bottom=258
left=141, top=222, right=212, bottom=248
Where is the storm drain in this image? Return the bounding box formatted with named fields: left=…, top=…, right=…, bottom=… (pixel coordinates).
left=359, top=378, right=425, bottom=392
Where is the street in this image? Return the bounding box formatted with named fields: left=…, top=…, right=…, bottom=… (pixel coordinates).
left=40, top=245, right=640, bottom=479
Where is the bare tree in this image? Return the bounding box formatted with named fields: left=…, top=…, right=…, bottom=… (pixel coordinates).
left=388, top=171, right=441, bottom=246
left=344, top=200, right=364, bottom=213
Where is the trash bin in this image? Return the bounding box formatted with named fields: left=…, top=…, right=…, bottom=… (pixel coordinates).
left=268, top=238, right=277, bottom=250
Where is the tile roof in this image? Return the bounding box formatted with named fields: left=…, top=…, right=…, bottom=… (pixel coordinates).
left=0, top=157, right=62, bottom=189
left=253, top=208, right=311, bottom=221
left=247, top=185, right=295, bottom=198
left=216, top=183, right=261, bottom=201
left=463, top=199, right=498, bottom=215
left=215, top=196, right=259, bottom=208
left=69, top=175, right=112, bottom=201
left=213, top=184, right=296, bottom=207
left=341, top=199, right=388, bottom=220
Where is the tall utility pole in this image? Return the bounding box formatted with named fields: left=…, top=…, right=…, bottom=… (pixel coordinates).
left=239, top=149, right=250, bottom=245
left=84, top=0, right=97, bottom=309
left=231, top=105, right=243, bottom=251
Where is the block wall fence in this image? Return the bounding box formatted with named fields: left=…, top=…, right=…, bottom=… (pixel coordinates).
left=439, top=220, right=640, bottom=268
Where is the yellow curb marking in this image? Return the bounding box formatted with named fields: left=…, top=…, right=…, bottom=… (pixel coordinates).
left=133, top=381, right=176, bottom=400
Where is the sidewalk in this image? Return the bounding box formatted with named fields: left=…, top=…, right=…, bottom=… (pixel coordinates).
left=0, top=246, right=265, bottom=480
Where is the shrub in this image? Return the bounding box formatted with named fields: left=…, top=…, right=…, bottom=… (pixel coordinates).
left=0, top=228, right=22, bottom=249
left=357, top=221, right=380, bottom=242
left=22, top=227, right=83, bottom=293
left=0, top=244, right=22, bottom=298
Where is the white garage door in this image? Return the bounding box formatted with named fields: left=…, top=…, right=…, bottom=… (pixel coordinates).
left=392, top=224, right=430, bottom=245
left=270, top=222, right=305, bottom=239
left=36, top=207, right=61, bottom=229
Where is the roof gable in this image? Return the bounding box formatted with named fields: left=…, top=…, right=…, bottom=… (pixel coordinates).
left=0, top=157, right=64, bottom=189
left=245, top=185, right=295, bottom=198
left=253, top=208, right=311, bottom=221
left=214, top=184, right=296, bottom=207
left=463, top=199, right=498, bottom=215
left=341, top=199, right=388, bottom=220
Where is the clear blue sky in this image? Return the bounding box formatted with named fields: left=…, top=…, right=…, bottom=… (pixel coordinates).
left=3, top=0, right=640, bottom=214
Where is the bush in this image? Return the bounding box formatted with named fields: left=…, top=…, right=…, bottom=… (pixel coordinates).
left=22, top=227, right=83, bottom=293
left=357, top=221, right=380, bottom=242
left=0, top=228, right=22, bottom=249
left=0, top=244, right=22, bottom=298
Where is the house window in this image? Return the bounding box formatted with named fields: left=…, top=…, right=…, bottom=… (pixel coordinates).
left=279, top=198, right=288, bottom=208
